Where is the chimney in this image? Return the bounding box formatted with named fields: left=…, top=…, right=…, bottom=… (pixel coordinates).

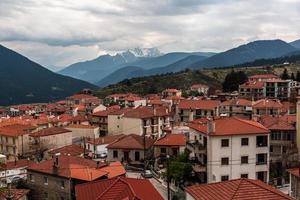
left=296, top=97, right=300, bottom=156
left=96, top=161, right=100, bottom=169
left=154, top=108, right=157, bottom=116
left=207, top=118, right=215, bottom=135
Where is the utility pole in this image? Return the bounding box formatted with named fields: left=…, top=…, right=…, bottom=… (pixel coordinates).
left=167, top=155, right=170, bottom=200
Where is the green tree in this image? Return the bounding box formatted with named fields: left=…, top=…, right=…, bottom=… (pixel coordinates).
left=222, top=70, right=248, bottom=92
left=296, top=71, right=300, bottom=82
left=166, top=152, right=193, bottom=185
left=281, top=68, right=290, bottom=80
left=291, top=72, right=296, bottom=81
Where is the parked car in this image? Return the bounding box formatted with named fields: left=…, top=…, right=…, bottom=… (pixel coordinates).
left=141, top=170, right=153, bottom=178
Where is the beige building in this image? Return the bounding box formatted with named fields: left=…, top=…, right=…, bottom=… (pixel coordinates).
left=177, top=99, right=220, bottom=122
left=29, top=127, right=72, bottom=153
left=108, top=106, right=170, bottom=138
left=0, top=124, right=36, bottom=160
left=65, top=124, right=99, bottom=143
left=188, top=117, right=270, bottom=184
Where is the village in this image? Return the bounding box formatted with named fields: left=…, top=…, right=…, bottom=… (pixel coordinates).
left=0, top=73, right=299, bottom=199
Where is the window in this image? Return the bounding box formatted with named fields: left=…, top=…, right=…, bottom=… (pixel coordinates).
left=256, top=153, right=267, bottom=165
left=44, top=192, right=48, bottom=200
left=241, top=138, right=248, bottom=146
left=29, top=174, right=34, bottom=182
left=256, top=136, right=268, bottom=147
left=161, top=148, right=166, bottom=154
left=221, top=175, right=229, bottom=182
left=135, top=151, right=140, bottom=161
left=241, top=156, right=248, bottom=164
left=113, top=150, right=118, bottom=158
left=60, top=180, right=65, bottom=189
left=221, top=139, right=229, bottom=147
left=44, top=176, right=48, bottom=185
left=221, top=157, right=229, bottom=165
left=241, top=174, right=248, bottom=178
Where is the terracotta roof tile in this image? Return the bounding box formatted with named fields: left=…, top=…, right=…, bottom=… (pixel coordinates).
left=178, top=100, right=220, bottom=110
left=107, top=134, right=155, bottom=150
left=48, top=144, right=89, bottom=157
left=0, top=189, right=30, bottom=200
left=185, top=178, right=292, bottom=200
left=28, top=155, right=108, bottom=181
left=220, top=98, right=252, bottom=107
left=29, top=127, right=71, bottom=137
left=86, top=134, right=125, bottom=145
left=154, top=134, right=186, bottom=146
left=239, top=81, right=264, bottom=89
left=253, top=99, right=283, bottom=109
left=0, top=124, right=36, bottom=137
left=188, top=117, right=270, bottom=136
left=124, top=106, right=169, bottom=119
left=75, top=177, right=164, bottom=200
left=0, top=159, right=34, bottom=170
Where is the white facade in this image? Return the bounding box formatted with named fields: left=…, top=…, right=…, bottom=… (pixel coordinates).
left=206, top=134, right=269, bottom=183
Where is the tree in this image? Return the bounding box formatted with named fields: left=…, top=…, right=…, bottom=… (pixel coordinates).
left=291, top=72, right=296, bottom=81
left=281, top=68, right=290, bottom=80
left=166, top=152, right=193, bottom=186
left=222, top=70, right=248, bottom=92
left=296, top=71, right=300, bottom=82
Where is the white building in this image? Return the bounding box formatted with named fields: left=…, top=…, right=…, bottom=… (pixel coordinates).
left=188, top=117, right=270, bottom=183
left=0, top=159, right=34, bottom=187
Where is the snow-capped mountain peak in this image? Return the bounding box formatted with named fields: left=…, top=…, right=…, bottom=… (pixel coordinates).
left=127, top=47, right=162, bottom=57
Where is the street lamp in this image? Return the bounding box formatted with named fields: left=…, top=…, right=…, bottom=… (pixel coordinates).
left=166, top=154, right=170, bottom=200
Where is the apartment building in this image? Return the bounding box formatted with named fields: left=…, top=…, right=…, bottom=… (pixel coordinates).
left=177, top=99, right=220, bottom=122
left=0, top=124, right=36, bottom=160
left=91, top=109, right=118, bottom=136
left=108, top=106, right=170, bottom=138
left=29, top=127, right=72, bottom=155
left=162, top=88, right=182, bottom=98
left=188, top=117, right=270, bottom=183
left=252, top=99, right=283, bottom=118
left=190, top=84, right=209, bottom=96
left=219, top=98, right=252, bottom=118
left=65, top=124, right=99, bottom=143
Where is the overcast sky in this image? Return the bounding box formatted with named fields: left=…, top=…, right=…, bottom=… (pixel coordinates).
left=1, top=0, right=300, bottom=70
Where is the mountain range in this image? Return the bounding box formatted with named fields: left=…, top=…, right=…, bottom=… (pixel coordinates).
left=0, top=44, right=96, bottom=106
left=94, top=39, right=298, bottom=87
left=59, top=48, right=216, bottom=84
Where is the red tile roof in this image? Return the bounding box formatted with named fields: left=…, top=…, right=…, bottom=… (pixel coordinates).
left=75, top=177, right=164, bottom=200
left=29, top=127, right=71, bottom=137
left=164, top=88, right=180, bottom=93
left=260, top=115, right=296, bottom=131
left=66, top=124, right=97, bottom=129
left=178, top=100, right=220, bottom=110
left=66, top=94, right=98, bottom=100
left=0, top=124, right=36, bottom=137
left=239, top=81, right=264, bottom=89
left=188, top=117, right=270, bottom=136
left=253, top=99, right=283, bottom=109
left=0, top=159, right=34, bottom=170
left=154, top=134, right=186, bottom=146
left=28, top=155, right=108, bottom=181
left=48, top=144, right=89, bottom=157
left=191, top=84, right=209, bottom=89
left=100, top=161, right=126, bottom=178
left=92, top=109, right=116, bottom=117
left=107, top=134, right=155, bottom=150
left=220, top=98, right=252, bottom=107
left=86, top=134, right=125, bottom=145
left=185, top=178, right=292, bottom=200
left=0, top=189, right=30, bottom=200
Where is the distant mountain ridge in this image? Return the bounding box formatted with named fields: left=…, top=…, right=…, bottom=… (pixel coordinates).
left=189, top=39, right=296, bottom=69
left=0, top=44, right=96, bottom=106
left=290, top=39, right=300, bottom=49
left=96, top=39, right=296, bottom=87
left=59, top=48, right=214, bottom=83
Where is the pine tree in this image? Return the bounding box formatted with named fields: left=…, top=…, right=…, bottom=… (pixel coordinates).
left=296, top=71, right=300, bottom=82
left=291, top=72, right=295, bottom=81
left=280, top=68, right=290, bottom=80
left=222, top=70, right=248, bottom=92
